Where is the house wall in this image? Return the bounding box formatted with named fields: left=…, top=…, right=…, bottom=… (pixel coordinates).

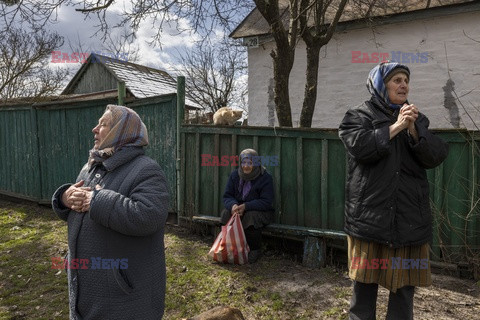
left=247, top=9, right=480, bottom=129
left=70, top=63, right=118, bottom=94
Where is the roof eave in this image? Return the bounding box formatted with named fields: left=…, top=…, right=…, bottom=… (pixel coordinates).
left=229, top=7, right=259, bottom=39
left=230, top=0, right=480, bottom=39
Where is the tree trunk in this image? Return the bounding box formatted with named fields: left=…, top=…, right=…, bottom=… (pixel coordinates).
left=299, top=43, right=321, bottom=128
left=254, top=0, right=297, bottom=127
left=272, top=51, right=294, bottom=127
left=298, top=0, right=349, bottom=128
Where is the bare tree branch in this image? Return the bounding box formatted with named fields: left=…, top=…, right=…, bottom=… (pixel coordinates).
left=75, top=0, right=115, bottom=12
left=102, top=28, right=140, bottom=62
left=0, top=1, right=254, bottom=46
left=0, top=26, right=69, bottom=101
left=176, top=38, right=247, bottom=114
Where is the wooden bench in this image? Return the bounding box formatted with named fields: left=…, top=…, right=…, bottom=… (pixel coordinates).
left=192, top=215, right=347, bottom=268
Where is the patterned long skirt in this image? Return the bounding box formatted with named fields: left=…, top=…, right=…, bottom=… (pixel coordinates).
left=347, top=236, right=432, bottom=293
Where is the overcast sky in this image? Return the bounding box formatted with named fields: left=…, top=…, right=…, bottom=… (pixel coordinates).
left=45, top=1, right=212, bottom=75
left=2, top=0, right=249, bottom=110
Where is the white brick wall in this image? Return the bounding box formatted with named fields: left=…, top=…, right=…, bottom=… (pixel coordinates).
left=247, top=10, right=480, bottom=129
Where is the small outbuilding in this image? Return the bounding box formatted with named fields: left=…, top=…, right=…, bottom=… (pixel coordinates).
left=62, top=53, right=200, bottom=111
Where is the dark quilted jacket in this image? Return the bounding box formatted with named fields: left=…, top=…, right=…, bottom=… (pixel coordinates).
left=223, top=170, right=275, bottom=213
left=339, top=97, right=448, bottom=248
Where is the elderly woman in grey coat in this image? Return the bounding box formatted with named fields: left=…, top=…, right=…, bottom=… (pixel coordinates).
left=52, top=105, right=169, bottom=319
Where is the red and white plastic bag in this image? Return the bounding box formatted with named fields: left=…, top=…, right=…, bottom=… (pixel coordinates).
left=208, top=214, right=250, bottom=265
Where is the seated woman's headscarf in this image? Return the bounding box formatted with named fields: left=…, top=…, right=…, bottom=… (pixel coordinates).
left=89, top=105, right=148, bottom=166
left=367, top=61, right=410, bottom=110
left=238, top=148, right=265, bottom=200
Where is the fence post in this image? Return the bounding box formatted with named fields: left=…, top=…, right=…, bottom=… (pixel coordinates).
left=118, top=81, right=126, bottom=106
left=303, top=236, right=327, bottom=268
left=176, top=76, right=185, bottom=223
left=31, top=106, right=43, bottom=201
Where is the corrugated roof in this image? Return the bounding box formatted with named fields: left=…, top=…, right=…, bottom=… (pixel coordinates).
left=230, top=0, right=476, bottom=39
left=102, top=59, right=175, bottom=98
left=63, top=53, right=201, bottom=109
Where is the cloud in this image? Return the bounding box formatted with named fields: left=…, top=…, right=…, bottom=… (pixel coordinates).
left=45, top=2, right=201, bottom=74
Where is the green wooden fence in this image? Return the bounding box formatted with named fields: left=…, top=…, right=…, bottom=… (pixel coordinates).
left=0, top=95, right=177, bottom=211
left=0, top=104, right=41, bottom=201
left=2, top=90, right=479, bottom=266
left=179, top=125, right=480, bottom=264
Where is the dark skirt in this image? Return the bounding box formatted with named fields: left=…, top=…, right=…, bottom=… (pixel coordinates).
left=220, top=208, right=274, bottom=229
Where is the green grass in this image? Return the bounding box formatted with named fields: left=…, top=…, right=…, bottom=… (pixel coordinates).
left=1, top=200, right=478, bottom=320
left=163, top=230, right=300, bottom=319
left=322, top=306, right=348, bottom=319
left=334, top=287, right=350, bottom=299
left=0, top=200, right=352, bottom=320
left=0, top=202, right=69, bottom=319
left=1, top=202, right=310, bottom=319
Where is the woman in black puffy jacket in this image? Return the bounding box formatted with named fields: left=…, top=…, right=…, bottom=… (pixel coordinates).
left=339, top=61, right=448, bottom=320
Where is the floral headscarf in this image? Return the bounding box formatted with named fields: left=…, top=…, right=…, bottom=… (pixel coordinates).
left=88, top=105, right=148, bottom=166
left=367, top=61, right=410, bottom=110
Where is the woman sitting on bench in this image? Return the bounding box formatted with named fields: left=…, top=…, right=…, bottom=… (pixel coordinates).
left=220, top=148, right=275, bottom=263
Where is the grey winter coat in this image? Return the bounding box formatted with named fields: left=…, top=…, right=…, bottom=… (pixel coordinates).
left=52, top=146, right=169, bottom=319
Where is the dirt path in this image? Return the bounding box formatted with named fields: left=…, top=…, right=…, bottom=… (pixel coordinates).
left=168, top=224, right=480, bottom=319
left=1, top=198, right=478, bottom=320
